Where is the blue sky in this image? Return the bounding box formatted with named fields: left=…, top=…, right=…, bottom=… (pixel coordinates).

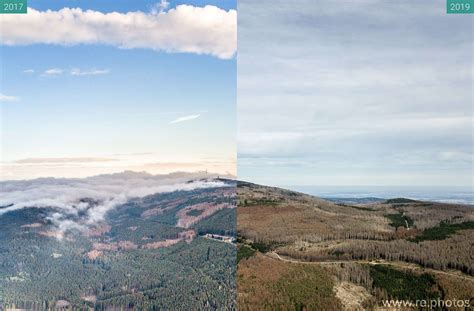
left=238, top=0, right=472, bottom=187
left=25, top=0, right=236, bottom=12
left=0, top=0, right=236, bottom=179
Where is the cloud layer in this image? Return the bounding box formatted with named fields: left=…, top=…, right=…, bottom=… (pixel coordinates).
left=14, top=157, right=118, bottom=164
left=0, top=5, right=236, bottom=59
left=0, top=171, right=231, bottom=235
left=238, top=0, right=472, bottom=186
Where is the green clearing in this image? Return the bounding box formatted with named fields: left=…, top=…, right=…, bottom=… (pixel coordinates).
left=410, top=221, right=474, bottom=242
left=370, top=265, right=441, bottom=301
left=337, top=203, right=375, bottom=212
left=385, top=213, right=414, bottom=229
left=385, top=198, right=418, bottom=204
left=237, top=244, right=256, bottom=263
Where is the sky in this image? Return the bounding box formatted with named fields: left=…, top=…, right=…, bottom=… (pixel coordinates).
left=0, top=0, right=237, bottom=180
left=238, top=0, right=473, bottom=187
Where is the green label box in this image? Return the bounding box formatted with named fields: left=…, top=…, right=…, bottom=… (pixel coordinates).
left=447, top=0, right=474, bottom=13
left=0, top=0, right=27, bottom=14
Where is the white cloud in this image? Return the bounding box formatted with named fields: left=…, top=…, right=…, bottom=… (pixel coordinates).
left=0, top=93, right=19, bottom=102
left=38, top=68, right=110, bottom=77
left=0, top=5, right=236, bottom=59
left=169, top=114, right=201, bottom=124
left=23, top=69, right=35, bottom=74
left=41, top=68, right=63, bottom=76
left=70, top=68, right=110, bottom=76
left=0, top=171, right=231, bottom=235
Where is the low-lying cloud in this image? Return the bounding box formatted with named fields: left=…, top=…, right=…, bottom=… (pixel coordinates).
left=0, top=5, right=236, bottom=59
left=14, top=157, right=118, bottom=164
left=0, top=171, right=231, bottom=236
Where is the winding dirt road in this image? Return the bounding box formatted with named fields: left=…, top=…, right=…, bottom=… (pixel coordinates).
left=266, top=251, right=474, bottom=282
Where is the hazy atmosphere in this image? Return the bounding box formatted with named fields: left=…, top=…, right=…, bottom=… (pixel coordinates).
left=238, top=0, right=473, bottom=187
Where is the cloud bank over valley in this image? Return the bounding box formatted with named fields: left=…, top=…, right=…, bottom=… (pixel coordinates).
left=0, top=171, right=231, bottom=236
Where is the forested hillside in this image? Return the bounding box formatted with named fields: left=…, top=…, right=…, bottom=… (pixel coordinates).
left=0, top=181, right=237, bottom=310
